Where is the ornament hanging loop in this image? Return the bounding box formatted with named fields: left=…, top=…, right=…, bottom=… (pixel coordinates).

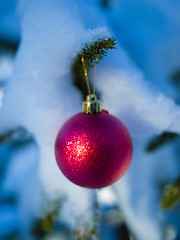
left=81, top=57, right=91, bottom=95
left=81, top=57, right=101, bottom=114
left=93, top=58, right=98, bottom=95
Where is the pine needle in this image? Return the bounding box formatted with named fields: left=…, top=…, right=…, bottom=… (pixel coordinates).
left=72, top=37, right=117, bottom=98
left=146, top=132, right=179, bottom=152
left=161, top=179, right=180, bottom=209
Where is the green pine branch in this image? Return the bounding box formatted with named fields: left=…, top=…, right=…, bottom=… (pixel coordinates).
left=73, top=228, right=97, bottom=240
left=0, top=127, right=30, bottom=143
left=73, top=191, right=99, bottom=240
left=72, top=37, right=117, bottom=98
left=145, top=132, right=179, bottom=152
left=101, top=0, right=110, bottom=8
left=161, top=178, right=180, bottom=209
left=0, top=38, right=18, bottom=53
left=81, top=37, right=117, bottom=66
left=32, top=197, right=65, bottom=239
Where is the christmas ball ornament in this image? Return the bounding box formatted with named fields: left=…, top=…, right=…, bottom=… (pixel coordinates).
left=55, top=94, right=133, bottom=189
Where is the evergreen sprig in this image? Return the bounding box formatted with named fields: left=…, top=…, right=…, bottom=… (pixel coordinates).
left=161, top=179, right=180, bottom=209
left=72, top=37, right=117, bottom=98
left=0, top=127, right=30, bottom=143
left=145, top=132, right=179, bottom=152
left=32, top=197, right=65, bottom=239
left=73, top=228, right=97, bottom=240
left=81, top=37, right=117, bottom=67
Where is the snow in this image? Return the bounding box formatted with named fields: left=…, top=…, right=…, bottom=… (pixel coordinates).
left=106, top=0, right=180, bottom=101
left=0, top=53, right=14, bottom=84
left=0, top=0, right=180, bottom=239
left=113, top=178, right=161, bottom=240
left=113, top=136, right=180, bottom=240
left=96, top=66, right=180, bottom=136
left=0, top=88, right=3, bottom=108
left=1, top=140, right=41, bottom=238
left=0, top=0, right=109, bottom=230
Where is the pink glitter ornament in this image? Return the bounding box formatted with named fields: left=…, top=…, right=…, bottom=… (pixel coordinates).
left=55, top=94, right=133, bottom=189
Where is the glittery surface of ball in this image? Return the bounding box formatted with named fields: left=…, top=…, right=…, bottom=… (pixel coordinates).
left=55, top=110, right=133, bottom=189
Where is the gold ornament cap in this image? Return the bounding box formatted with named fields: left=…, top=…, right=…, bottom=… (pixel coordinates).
left=82, top=94, right=102, bottom=114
